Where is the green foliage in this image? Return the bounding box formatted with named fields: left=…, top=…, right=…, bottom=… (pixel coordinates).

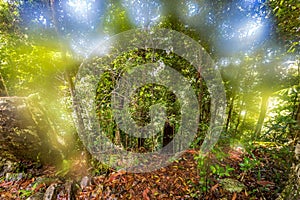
left=264, top=85, right=300, bottom=142
left=0, top=0, right=297, bottom=158
left=18, top=189, right=33, bottom=198
left=94, top=47, right=206, bottom=151
left=194, top=154, right=210, bottom=193
left=210, top=164, right=234, bottom=178
left=239, top=156, right=260, bottom=173
left=194, top=148, right=235, bottom=195
left=0, top=0, right=20, bottom=33
left=268, top=0, right=300, bottom=52
left=103, top=1, right=133, bottom=35
left=0, top=0, right=299, bottom=198
left=55, top=159, right=71, bottom=177
left=89, top=158, right=111, bottom=176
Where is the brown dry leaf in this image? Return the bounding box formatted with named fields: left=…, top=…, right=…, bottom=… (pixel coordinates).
left=1, top=191, right=13, bottom=199
left=185, top=149, right=197, bottom=154
left=33, top=182, right=46, bottom=192
left=211, top=183, right=219, bottom=192
left=232, top=192, right=237, bottom=200
left=142, top=188, right=150, bottom=200
left=107, top=170, right=126, bottom=182
left=257, top=180, right=275, bottom=186
left=0, top=181, right=13, bottom=187
left=20, top=179, right=34, bottom=189
left=229, top=153, right=243, bottom=161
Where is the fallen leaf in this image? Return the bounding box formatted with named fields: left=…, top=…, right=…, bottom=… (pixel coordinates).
left=34, top=183, right=46, bottom=192
left=142, top=188, right=150, bottom=200
left=211, top=183, right=219, bottom=192
left=232, top=192, right=237, bottom=200
left=0, top=181, right=13, bottom=187
left=107, top=170, right=126, bottom=182
left=185, top=149, right=197, bottom=154
left=257, top=180, right=275, bottom=186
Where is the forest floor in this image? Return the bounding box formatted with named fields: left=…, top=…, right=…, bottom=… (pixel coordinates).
left=0, top=143, right=293, bottom=199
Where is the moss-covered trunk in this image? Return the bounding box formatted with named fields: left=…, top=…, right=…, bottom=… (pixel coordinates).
left=277, top=107, right=300, bottom=200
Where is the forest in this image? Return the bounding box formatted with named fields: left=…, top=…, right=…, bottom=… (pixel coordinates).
left=0, top=0, right=299, bottom=199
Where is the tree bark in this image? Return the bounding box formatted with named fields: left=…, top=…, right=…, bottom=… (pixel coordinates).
left=234, top=100, right=245, bottom=134
left=277, top=142, right=300, bottom=200
left=277, top=89, right=300, bottom=200
left=254, top=94, right=270, bottom=139
left=225, top=95, right=235, bottom=132
left=162, top=121, right=174, bottom=153
left=0, top=73, right=8, bottom=97
left=0, top=96, right=65, bottom=164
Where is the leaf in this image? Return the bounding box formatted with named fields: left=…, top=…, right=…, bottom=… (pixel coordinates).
left=232, top=192, right=237, bottom=200
left=142, top=188, right=150, bottom=200
left=211, top=183, right=219, bottom=192
left=33, top=183, right=46, bottom=192
left=107, top=169, right=126, bottom=182
left=257, top=180, right=275, bottom=186
left=185, top=149, right=197, bottom=154
left=0, top=181, right=13, bottom=187
left=210, top=165, right=216, bottom=174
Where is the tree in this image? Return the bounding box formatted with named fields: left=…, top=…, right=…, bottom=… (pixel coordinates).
left=0, top=0, right=298, bottom=183
left=268, top=0, right=300, bottom=53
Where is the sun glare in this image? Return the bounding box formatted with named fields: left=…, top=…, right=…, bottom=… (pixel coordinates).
left=66, top=0, right=91, bottom=20
left=123, top=0, right=162, bottom=27
left=267, top=97, right=281, bottom=119
left=238, top=20, right=263, bottom=40
left=241, top=110, right=246, bottom=116
left=186, top=0, right=202, bottom=17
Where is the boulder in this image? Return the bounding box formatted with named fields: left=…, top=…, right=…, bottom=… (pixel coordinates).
left=0, top=96, right=64, bottom=164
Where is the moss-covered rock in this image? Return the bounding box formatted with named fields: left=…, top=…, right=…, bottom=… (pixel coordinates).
left=220, top=178, right=245, bottom=193
left=0, top=96, right=64, bottom=164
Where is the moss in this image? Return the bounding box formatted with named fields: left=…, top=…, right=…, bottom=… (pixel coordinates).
left=220, top=178, right=245, bottom=193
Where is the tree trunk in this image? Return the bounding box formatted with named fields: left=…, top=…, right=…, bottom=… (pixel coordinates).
left=277, top=142, right=300, bottom=200
left=234, top=100, right=245, bottom=134
left=162, top=121, right=174, bottom=153
left=0, top=73, right=8, bottom=97
left=277, top=90, right=300, bottom=200
left=254, top=94, right=270, bottom=138
left=0, top=96, right=65, bottom=165
left=225, top=95, right=235, bottom=132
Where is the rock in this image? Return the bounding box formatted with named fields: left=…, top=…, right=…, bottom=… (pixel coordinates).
left=34, top=177, right=58, bottom=186
left=80, top=176, right=91, bottom=189
left=5, top=172, right=24, bottom=181
left=64, top=180, right=76, bottom=200
left=26, top=192, right=44, bottom=200
left=0, top=97, right=67, bottom=165
left=0, top=160, right=14, bottom=176
left=5, top=173, right=12, bottom=181
left=57, top=190, right=65, bottom=199
left=55, top=180, right=77, bottom=200
left=40, top=179, right=77, bottom=200
left=220, top=178, right=245, bottom=193
left=17, top=173, right=23, bottom=180
left=43, top=183, right=58, bottom=200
